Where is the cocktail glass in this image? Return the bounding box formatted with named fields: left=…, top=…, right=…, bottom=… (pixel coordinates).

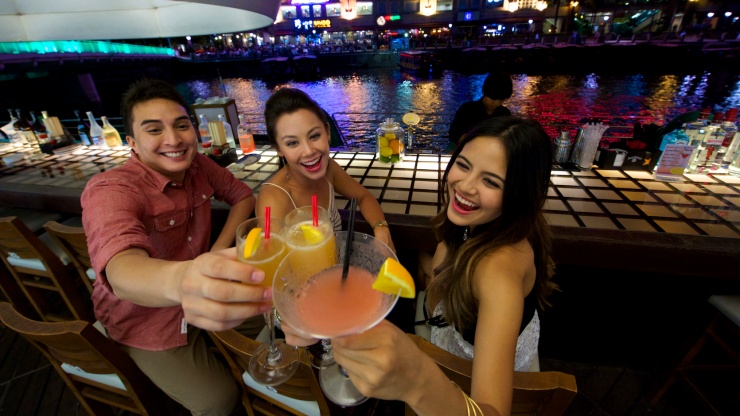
left=283, top=205, right=337, bottom=368
left=273, top=231, right=400, bottom=407
left=236, top=217, right=299, bottom=386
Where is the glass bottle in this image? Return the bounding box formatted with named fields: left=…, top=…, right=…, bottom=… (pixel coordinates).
left=4, top=109, right=21, bottom=143
left=101, top=116, right=123, bottom=147
left=86, top=111, right=104, bottom=146
left=14, top=109, right=38, bottom=144
left=74, top=110, right=92, bottom=145
left=198, top=114, right=211, bottom=144
left=217, top=114, right=236, bottom=149
left=376, top=118, right=404, bottom=164
left=237, top=114, right=255, bottom=154
left=29, top=111, right=49, bottom=143
left=554, top=131, right=573, bottom=164
left=720, top=108, right=739, bottom=169
left=729, top=149, right=740, bottom=176
left=687, top=112, right=723, bottom=173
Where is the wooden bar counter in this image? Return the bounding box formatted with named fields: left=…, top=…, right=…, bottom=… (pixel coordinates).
left=0, top=143, right=737, bottom=280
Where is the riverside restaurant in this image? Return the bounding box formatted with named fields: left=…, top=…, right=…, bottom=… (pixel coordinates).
left=1, top=1, right=740, bottom=415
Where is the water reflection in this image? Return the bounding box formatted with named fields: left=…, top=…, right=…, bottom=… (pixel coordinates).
left=177, top=68, right=740, bottom=150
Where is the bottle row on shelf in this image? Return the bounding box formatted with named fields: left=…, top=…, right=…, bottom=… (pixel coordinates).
left=658, top=107, right=740, bottom=176
left=2, top=109, right=258, bottom=157
left=0, top=109, right=123, bottom=151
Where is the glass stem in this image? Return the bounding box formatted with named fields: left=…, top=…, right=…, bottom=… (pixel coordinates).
left=265, top=309, right=282, bottom=365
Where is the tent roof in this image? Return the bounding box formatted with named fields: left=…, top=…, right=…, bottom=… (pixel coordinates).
left=0, top=0, right=280, bottom=41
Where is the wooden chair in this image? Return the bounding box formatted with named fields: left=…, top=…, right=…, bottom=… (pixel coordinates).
left=209, top=329, right=332, bottom=416
left=0, top=301, right=171, bottom=416
left=651, top=294, right=740, bottom=415
left=0, top=262, right=37, bottom=319
left=0, top=216, right=92, bottom=322
left=405, top=333, right=578, bottom=416
left=43, top=220, right=94, bottom=295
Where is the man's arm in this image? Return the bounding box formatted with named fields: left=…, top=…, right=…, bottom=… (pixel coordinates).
left=105, top=247, right=271, bottom=330
left=211, top=194, right=255, bottom=251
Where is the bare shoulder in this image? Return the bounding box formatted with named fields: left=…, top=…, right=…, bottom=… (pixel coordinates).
left=256, top=173, right=293, bottom=218
left=475, top=240, right=533, bottom=286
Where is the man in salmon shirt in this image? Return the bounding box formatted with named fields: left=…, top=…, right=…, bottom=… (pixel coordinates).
left=82, top=79, right=262, bottom=415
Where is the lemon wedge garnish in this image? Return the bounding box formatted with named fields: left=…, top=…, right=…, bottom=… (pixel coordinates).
left=243, top=227, right=262, bottom=258
left=300, top=224, right=324, bottom=245
left=373, top=258, right=416, bottom=298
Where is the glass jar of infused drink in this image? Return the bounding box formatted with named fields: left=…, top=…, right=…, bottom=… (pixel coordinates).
left=376, top=118, right=404, bottom=164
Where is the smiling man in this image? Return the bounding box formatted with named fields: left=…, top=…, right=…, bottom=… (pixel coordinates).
left=81, top=79, right=259, bottom=415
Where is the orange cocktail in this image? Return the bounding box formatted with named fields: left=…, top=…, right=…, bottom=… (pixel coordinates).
left=235, top=215, right=298, bottom=386
left=284, top=205, right=337, bottom=279
left=236, top=218, right=288, bottom=288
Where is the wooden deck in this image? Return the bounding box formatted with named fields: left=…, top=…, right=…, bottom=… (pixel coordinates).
left=0, top=324, right=83, bottom=415
left=1, top=297, right=734, bottom=416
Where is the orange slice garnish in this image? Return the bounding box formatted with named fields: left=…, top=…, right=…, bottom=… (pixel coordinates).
left=373, top=258, right=416, bottom=298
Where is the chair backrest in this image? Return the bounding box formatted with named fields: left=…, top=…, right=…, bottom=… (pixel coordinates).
left=406, top=334, right=578, bottom=416
left=42, top=220, right=94, bottom=294
left=0, top=301, right=169, bottom=416
left=209, top=329, right=332, bottom=416
left=0, top=216, right=92, bottom=322
left=0, top=261, right=38, bottom=319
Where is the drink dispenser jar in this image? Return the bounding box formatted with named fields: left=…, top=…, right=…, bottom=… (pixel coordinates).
left=376, top=118, right=404, bottom=164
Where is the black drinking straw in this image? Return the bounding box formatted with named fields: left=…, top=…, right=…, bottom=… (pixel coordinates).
left=342, top=198, right=358, bottom=282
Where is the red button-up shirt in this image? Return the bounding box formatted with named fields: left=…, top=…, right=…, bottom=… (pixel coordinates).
left=81, top=152, right=252, bottom=350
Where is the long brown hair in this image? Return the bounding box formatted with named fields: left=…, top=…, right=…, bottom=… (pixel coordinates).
left=427, top=116, right=557, bottom=334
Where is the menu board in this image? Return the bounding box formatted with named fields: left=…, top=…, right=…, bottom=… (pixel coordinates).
left=655, top=144, right=695, bottom=181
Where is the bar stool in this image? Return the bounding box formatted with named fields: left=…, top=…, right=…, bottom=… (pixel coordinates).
left=651, top=295, right=740, bottom=415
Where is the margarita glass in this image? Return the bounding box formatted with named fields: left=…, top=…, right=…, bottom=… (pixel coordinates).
left=236, top=217, right=299, bottom=386
left=284, top=205, right=337, bottom=368
left=273, top=231, right=400, bottom=406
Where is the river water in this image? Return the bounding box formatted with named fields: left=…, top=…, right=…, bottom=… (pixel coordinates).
left=176, top=67, right=740, bottom=151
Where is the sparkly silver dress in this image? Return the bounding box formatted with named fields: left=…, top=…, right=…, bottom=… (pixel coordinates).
left=430, top=301, right=540, bottom=372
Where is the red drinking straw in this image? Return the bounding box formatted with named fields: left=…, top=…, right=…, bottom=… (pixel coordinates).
left=264, top=206, right=271, bottom=240
left=312, top=195, right=318, bottom=227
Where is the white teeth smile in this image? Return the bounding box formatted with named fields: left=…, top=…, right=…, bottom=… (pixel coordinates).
left=163, top=151, right=185, bottom=158
left=302, top=157, right=320, bottom=166
left=455, top=193, right=479, bottom=209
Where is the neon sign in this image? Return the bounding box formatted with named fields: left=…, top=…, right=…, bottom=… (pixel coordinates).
left=294, top=19, right=332, bottom=30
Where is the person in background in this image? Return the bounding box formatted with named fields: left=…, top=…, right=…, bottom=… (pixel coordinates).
left=82, top=78, right=260, bottom=416
left=282, top=116, right=557, bottom=416
left=448, top=71, right=513, bottom=147
left=257, top=87, right=395, bottom=252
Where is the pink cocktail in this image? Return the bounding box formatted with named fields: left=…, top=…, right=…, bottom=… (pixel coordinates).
left=273, top=231, right=399, bottom=406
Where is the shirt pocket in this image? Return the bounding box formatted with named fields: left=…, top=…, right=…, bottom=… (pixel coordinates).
left=192, top=188, right=213, bottom=210
left=153, top=211, right=189, bottom=232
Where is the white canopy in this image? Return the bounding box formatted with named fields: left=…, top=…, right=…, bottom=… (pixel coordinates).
left=0, top=0, right=281, bottom=42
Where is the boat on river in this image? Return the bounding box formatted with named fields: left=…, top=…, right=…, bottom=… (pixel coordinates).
left=399, top=50, right=440, bottom=74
